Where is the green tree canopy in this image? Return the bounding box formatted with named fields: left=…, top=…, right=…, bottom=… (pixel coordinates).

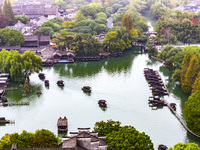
left=0, top=28, right=24, bottom=46
left=48, top=17, right=64, bottom=26
left=79, top=3, right=105, bottom=19
left=121, top=12, right=134, bottom=31
left=0, top=129, right=60, bottom=148
left=15, top=13, right=29, bottom=24
left=169, top=142, right=200, bottom=150
left=0, top=50, right=42, bottom=81
left=106, top=126, right=154, bottom=150
left=93, top=119, right=121, bottom=136
left=103, top=27, right=133, bottom=52
left=150, top=2, right=168, bottom=19
left=22, top=51, right=42, bottom=78
left=34, top=27, right=54, bottom=37
left=184, top=90, right=200, bottom=135
left=0, top=49, right=23, bottom=81
left=42, top=21, right=61, bottom=32
left=181, top=51, right=200, bottom=93
left=173, top=46, right=200, bottom=69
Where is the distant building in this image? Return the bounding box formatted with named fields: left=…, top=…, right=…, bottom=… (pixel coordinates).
left=60, top=9, right=76, bottom=20
left=22, top=35, right=50, bottom=48
left=13, top=4, right=59, bottom=20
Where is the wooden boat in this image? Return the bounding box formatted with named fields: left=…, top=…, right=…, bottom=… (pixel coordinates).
left=57, top=116, right=68, bottom=132
left=44, top=80, right=49, bottom=86
left=170, top=103, right=176, bottom=111
left=38, top=73, right=45, bottom=79
left=1, top=96, right=7, bottom=102
left=57, top=80, right=64, bottom=86
left=158, top=144, right=168, bottom=150
left=82, top=86, right=91, bottom=92
left=0, top=117, right=12, bottom=124
left=98, top=100, right=107, bottom=107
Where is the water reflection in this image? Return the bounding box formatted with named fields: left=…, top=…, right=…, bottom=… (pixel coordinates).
left=53, top=50, right=136, bottom=78
left=4, top=85, right=39, bottom=102
left=82, top=91, right=91, bottom=96
left=58, top=131, right=68, bottom=138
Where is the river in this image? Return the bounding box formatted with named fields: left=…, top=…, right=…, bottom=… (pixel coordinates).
left=1, top=12, right=200, bottom=149
left=1, top=50, right=200, bottom=148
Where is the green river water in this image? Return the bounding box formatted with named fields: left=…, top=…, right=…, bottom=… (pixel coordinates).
left=1, top=50, right=200, bottom=148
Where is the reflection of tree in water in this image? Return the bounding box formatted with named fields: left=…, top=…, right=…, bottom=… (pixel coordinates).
left=103, top=51, right=136, bottom=74
left=53, top=61, right=104, bottom=78
left=53, top=50, right=136, bottom=77
left=159, top=66, right=172, bottom=77
left=159, top=65, right=189, bottom=115
left=146, top=56, right=159, bottom=66
left=4, top=84, right=40, bottom=101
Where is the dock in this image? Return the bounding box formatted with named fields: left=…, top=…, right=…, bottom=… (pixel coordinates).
left=0, top=101, right=29, bottom=106
left=144, top=68, right=200, bottom=138
left=155, top=71, right=170, bottom=95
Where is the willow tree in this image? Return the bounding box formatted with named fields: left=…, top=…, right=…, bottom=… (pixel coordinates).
left=181, top=51, right=200, bottom=93
left=22, top=51, right=42, bottom=79
left=0, top=49, right=23, bottom=81
left=0, top=50, right=42, bottom=81
left=2, top=0, right=15, bottom=25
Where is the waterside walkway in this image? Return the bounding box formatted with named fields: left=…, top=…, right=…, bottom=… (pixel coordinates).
left=155, top=71, right=200, bottom=138
left=164, top=99, right=200, bottom=138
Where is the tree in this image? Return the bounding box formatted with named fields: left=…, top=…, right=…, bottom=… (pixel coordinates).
left=172, top=69, right=181, bottom=82
left=53, top=0, right=67, bottom=9
left=0, top=14, right=9, bottom=28
left=49, top=17, right=64, bottom=26
left=22, top=51, right=42, bottom=79
left=150, top=2, right=168, bottom=19
left=62, top=20, right=75, bottom=29
left=192, top=72, right=200, bottom=93
left=121, top=12, right=134, bottom=31
left=74, top=10, right=86, bottom=23
left=162, top=27, right=173, bottom=43
left=181, top=51, right=200, bottom=93
left=169, top=142, right=200, bottom=150
left=106, top=126, right=154, bottom=150
left=0, top=28, right=24, bottom=46
left=15, top=14, right=29, bottom=24
left=31, top=129, right=60, bottom=148
left=93, top=119, right=121, bottom=136
left=0, top=129, right=60, bottom=148
left=42, top=21, right=60, bottom=32
left=129, top=0, right=146, bottom=12
left=34, top=27, right=54, bottom=37
left=173, top=46, right=200, bottom=69
left=2, top=0, right=15, bottom=25
left=95, top=12, right=107, bottom=25
left=103, top=27, right=133, bottom=52
left=184, top=90, right=200, bottom=135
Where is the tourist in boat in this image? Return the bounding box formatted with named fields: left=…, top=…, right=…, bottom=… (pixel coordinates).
left=44, top=80, right=49, bottom=86
left=98, top=100, right=107, bottom=107
left=38, top=73, right=45, bottom=79
left=57, top=80, right=64, bottom=86
left=82, top=86, right=91, bottom=92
